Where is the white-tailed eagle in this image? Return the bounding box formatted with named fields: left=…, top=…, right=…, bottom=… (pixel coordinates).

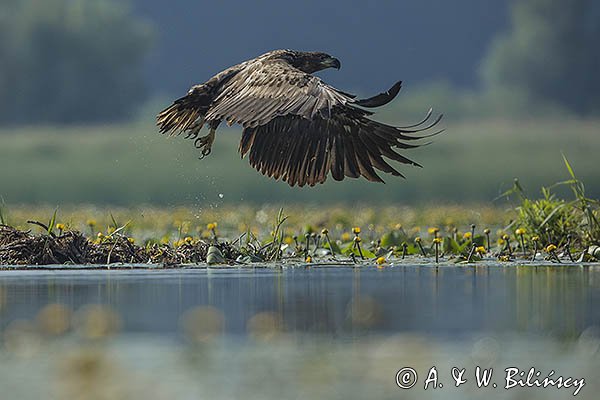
left=157, top=49, right=442, bottom=187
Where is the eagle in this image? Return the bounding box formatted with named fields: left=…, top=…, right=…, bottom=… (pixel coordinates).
left=157, top=49, right=442, bottom=187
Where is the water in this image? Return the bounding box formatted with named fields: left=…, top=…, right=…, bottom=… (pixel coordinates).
left=0, top=265, right=599, bottom=399
left=1, top=266, right=598, bottom=337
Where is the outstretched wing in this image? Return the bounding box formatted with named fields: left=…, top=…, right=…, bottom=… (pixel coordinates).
left=239, top=107, right=442, bottom=187
left=203, top=57, right=441, bottom=186
left=205, top=59, right=354, bottom=127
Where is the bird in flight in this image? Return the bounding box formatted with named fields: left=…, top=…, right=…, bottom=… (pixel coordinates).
left=157, top=49, right=442, bottom=187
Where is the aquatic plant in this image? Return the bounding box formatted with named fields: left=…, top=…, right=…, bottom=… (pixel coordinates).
left=0, top=161, right=598, bottom=267
left=501, top=155, right=600, bottom=261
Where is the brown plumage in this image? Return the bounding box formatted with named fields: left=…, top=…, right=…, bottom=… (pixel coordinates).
left=157, top=49, right=442, bottom=187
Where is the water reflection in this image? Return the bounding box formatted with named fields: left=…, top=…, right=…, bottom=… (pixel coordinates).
left=0, top=266, right=598, bottom=338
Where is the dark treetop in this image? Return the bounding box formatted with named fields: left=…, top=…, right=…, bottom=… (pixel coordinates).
left=157, top=50, right=442, bottom=187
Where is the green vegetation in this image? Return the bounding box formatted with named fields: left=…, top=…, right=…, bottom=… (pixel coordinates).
left=1, top=175, right=598, bottom=265
left=1, top=118, right=599, bottom=204
left=391, top=1, right=600, bottom=119
left=481, top=0, right=600, bottom=116
left=0, top=0, right=153, bottom=124
left=501, top=156, right=600, bottom=257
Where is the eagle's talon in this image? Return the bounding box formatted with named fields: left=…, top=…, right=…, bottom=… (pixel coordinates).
left=194, top=129, right=215, bottom=158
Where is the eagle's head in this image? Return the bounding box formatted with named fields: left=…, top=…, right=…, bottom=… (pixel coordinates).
left=267, top=50, right=341, bottom=74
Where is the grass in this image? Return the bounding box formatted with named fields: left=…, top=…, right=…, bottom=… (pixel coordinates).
left=0, top=117, right=599, bottom=204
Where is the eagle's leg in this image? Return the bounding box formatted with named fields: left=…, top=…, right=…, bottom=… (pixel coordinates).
left=194, top=127, right=216, bottom=158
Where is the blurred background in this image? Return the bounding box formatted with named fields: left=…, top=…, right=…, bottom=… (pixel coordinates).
left=1, top=0, right=598, bottom=205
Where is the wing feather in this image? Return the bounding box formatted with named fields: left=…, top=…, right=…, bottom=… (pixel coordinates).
left=205, top=59, right=353, bottom=127
left=238, top=104, right=438, bottom=186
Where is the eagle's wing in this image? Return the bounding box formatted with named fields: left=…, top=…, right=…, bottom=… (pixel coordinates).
left=205, top=59, right=354, bottom=127
left=207, top=59, right=441, bottom=187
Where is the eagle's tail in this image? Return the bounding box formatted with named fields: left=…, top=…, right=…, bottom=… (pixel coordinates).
left=157, top=87, right=212, bottom=138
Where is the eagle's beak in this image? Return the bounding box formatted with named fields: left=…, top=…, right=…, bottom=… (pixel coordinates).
left=324, top=57, right=341, bottom=70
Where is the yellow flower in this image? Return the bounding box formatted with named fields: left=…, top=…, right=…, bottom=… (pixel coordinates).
left=546, top=244, right=557, bottom=253
left=415, top=237, right=422, bottom=243
left=483, top=228, right=491, bottom=234
left=321, top=228, right=329, bottom=235
left=352, top=227, right=361, bottom=235
left=394, top=223, right=402, bottom=230
left=86, top=219, right=97, bottom=227
left=376, top=257, right=386, bottom=265
left=283, top=236, right=294, bottom=245
left=463, top=232, right=472, bottom=240
left=499, top=255, right=510, bottom=262
left=476, top=246, right=486, bottom=254
left=433, top=237, right=443, bottom=244
left=502, top=234, right=510, bottom=241
left=353, top=236, right=362, bottom=243
left=428, top=227, right=440, bottom=235
left=55, top=223, right=65, bottom=231
left=97, top=232, right=104, bottom=238
left=305, top=256, right=312, bottom=263
left=341, top=232, right=351, bottom=242
left=515, top=228, right=526, bottom=235
left=531, top=235, right=540, bottom=242
left=184, top=236, right=193, bottom=244
left=207, top=222, right=217, bottom=231
left=127, top=237, right=135, bottom=244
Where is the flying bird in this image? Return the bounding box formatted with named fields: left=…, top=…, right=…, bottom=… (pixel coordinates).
left=157, top=49, right=442, bottom=187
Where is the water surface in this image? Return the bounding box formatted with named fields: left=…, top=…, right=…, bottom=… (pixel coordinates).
left=1, top=265, right=599, bottom=400
left=1, top=265, right=598, bottom=337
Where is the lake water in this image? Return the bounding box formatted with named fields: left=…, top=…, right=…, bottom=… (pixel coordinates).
left=0, top=265, right=599, bottom=399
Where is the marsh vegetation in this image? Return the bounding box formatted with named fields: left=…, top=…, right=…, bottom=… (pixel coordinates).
left=1, top=159, right=598, bottom=267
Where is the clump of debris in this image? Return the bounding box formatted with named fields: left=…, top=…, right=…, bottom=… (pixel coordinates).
left=0, top=224, right=240, bottom=267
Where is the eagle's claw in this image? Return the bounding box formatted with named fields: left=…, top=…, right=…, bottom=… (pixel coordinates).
left=194, top=129, right=215, bottom=159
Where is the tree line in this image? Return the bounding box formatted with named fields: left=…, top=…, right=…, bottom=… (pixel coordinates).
left=0, top=0, right=598, bottom=125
